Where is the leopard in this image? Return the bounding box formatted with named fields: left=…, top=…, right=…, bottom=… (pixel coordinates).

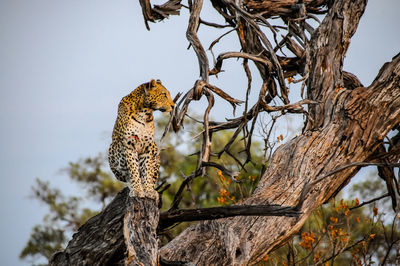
left=108, top=79, right=174, bottom=201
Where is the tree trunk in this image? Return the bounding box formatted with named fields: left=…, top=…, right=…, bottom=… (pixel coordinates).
left=50, top=189, right=159, bottom=266
left=124, top=197, right=159, bottom=266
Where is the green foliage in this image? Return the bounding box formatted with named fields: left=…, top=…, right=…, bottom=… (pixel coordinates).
left=65, top=154, right=124, bottom=206
left=20, top=154, right=122, bottom=263
left=20, top=225, right=66, bottom=262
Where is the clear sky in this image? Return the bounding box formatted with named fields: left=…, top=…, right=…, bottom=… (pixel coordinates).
left=0, top=1, right=399, bottom=265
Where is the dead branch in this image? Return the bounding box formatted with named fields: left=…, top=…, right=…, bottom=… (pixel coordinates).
left=209, top=51, right=273, bottom=76
left=159, top=204, right=301, bottom=231
left=186, top=0, right=208, bottom=82
left=349, top=193, right=390, bottom=211
left=139, top=0, right=183, bottom=30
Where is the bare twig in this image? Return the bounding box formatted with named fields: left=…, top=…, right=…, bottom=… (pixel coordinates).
left=168, top=168, right=203, bottom=211
left=302, top=162, right=400, bottom=198
left=159, top=93, right=181, bottom=148
left=201, top=161, right=241, bottom=183
left=259, top=98, right=318, bottom=114
left=199, top=91, right=214, bottom=174
left=349, top=193, right=390, bottom=210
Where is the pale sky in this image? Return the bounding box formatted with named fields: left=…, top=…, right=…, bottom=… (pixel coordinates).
left=0, top=1, right=399, bottom=265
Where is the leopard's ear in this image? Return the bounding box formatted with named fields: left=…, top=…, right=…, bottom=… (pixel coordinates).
left=149, top=79, right=157, bottom=88
left=156, top=79, right=162, bottom=85
left=144, top=79, right=157, bottom=95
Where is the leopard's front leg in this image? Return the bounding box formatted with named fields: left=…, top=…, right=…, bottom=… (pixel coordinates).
left=139, top=141, right=160, bottom=201
left=125, top=148, right=145, bottom=198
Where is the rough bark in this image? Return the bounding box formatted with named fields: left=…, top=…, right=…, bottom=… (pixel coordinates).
left=49, top=188, right=159, bottom=266
left=50, top=188, right=130, bottom=266
left=124, top=197, right=159, bottom=266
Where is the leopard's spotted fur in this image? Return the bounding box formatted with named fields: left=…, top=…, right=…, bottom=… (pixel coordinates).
left=108, top=79, right=174, bottom=200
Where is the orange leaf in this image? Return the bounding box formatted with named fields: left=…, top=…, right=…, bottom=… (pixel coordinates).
left=313, top=251, right=321, bottom=262
left=217, top=196, right=226, bottom=204
left=354, top=197, right=359, bottom=206
left=330, top=216, right=338, bottom=223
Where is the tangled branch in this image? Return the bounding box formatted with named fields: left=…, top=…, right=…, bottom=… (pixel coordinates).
left=138, top=0, right=368, bottom=213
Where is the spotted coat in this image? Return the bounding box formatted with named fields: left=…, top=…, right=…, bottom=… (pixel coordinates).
left=108, top=79, right=174, bottom=200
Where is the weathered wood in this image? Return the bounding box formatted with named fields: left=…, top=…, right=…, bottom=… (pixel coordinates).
left=187, top=0, right=208, bottom=83
left=50, top=188, right=130, bottom=266
left=50, top=188, right=160, bottom=266
left=243, top=0, right=328, bottom=16
left=124, top=197, right=159, bottom=266
left=159, top=204, right=301, bottom=230
left=139, top=0, right=183, bottom=30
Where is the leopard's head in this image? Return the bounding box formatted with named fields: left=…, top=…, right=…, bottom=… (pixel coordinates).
left=144, top=79, right=175, bottom=112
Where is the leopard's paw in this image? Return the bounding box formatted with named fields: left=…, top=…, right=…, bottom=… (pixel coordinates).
left=145, top=189, right=159, bottom=202
left=129, top=187, right=145, bottom=198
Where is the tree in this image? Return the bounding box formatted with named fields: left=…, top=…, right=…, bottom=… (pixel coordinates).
left=48, top=0, right=400, bottom=265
